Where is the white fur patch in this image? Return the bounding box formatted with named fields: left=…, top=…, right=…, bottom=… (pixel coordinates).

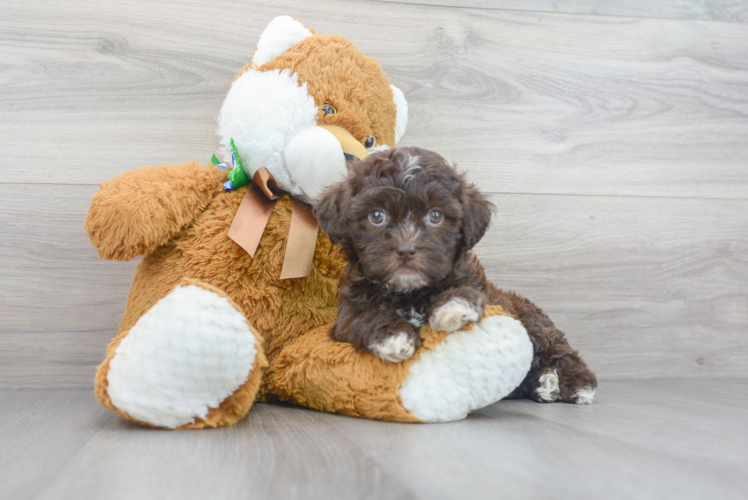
left=536, top=369, right=561, bottom=402
left=404, top=154, right=420, bottom=171
left=401, top=155, right=421, bottom=184
left=369, top=145, right=391, bottom=153
left=429, top=297, right=482, bottom=333
left=217, top=68, right=318, bottom=198
left=252, top=16, right=312, bottom=67
left=106, top=285, right=257, bottom=429
left=574, top=386, right=596, bottom=405
left=386, top=271, right=428, bottom=292
left=371, top=331, right=416, bottom=363
left=399, top=315, right=532, bottom=422
left=390, top=84, right=408, bottom=144
left=397, top=307, right=427, bottom=328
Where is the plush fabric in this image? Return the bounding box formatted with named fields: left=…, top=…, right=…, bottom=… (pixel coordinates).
left=94, top=278, right=269, bottom=429
left=85, top=16, right=532, bottom=429
left=267, top=305, right=531, bottom=423
left=251, top=15, right=313, bottom=67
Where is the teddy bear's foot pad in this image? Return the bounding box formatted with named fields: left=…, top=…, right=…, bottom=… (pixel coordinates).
left=106, top=284, right=258, bottom=429
left=398, top=314, right=533, bottom=422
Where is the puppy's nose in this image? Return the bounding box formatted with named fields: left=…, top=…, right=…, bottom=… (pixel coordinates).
left=396, top=244, right=417, bottom=260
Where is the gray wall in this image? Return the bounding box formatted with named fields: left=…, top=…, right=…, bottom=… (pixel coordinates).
left=1, top=0, right=747, bottom=387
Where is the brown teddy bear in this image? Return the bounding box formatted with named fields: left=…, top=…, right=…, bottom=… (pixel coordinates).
left=84, top=16, right=534, bottom=429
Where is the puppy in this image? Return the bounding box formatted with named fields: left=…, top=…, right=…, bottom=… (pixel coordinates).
left=315, top=147, right=598, bottom=404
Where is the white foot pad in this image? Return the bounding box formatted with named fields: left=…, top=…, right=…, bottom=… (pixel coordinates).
left=399, top=315, right=533, bottom=422
left=371, top=331, right=416, bottom=363
left=574, top=387, right=597, bottom=405
left=536, top=370, right=561, bottom=402
left=429, top=298, right=482, bottom=332
left=107, top=285, right=257, bottom=428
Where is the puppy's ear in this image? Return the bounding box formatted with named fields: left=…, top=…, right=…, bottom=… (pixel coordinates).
left=314, top=180, right=352, bottom=244
left=460, top=180, right=495, bottom=249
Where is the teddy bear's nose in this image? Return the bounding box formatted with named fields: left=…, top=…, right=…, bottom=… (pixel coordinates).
left=344, top=153, right=359, bottom=164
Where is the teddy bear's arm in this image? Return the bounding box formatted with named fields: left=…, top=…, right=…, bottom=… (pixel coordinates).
left=85, top=162, right=224, bottom=261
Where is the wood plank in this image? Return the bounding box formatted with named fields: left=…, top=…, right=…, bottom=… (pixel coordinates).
left=3, top=382, right=746, bottom=500
left=15, top=393, right=414, bottom=500
left=2, top=0, right=748, bottom=198
left=323, top=378, right=748, bottom=500
left=479, top=379, right=748, bottom=471
left=2, top=184, right=746, bottom=387
left=371, top=0, right=748, bottom=23
left=0, top=389, right=114, bottom=500
left=478, top=192, right=748, bottom=380
left=0, top=184, right=136, bottom=388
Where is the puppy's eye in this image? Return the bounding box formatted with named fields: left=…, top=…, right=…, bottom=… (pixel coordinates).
left=369, top=210, right=387, bottom=226
left=428, top=210, right=443, bottom=225
left=322, top=104, right=337, bottom=116
left=364, top=136, right=375, bottom=149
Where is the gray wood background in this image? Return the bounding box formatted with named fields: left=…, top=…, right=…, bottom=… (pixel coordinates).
left=1, top=0, right=747, bottom=388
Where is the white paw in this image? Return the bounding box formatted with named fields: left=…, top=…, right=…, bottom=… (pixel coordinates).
left=429, top=298, right=482, bottom=332
left=536, top=369, right=561, bottom=402
left=573, top=386, right=596, bottom=405
left=107, top=284, right=257, bottom=428
left=371, top=331, right=416, bottom=363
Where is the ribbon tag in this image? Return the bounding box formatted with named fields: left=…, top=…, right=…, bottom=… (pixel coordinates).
left=227, top=183, right=275, bottom=259
left=281, top=200, right=319, bottom=279
left=226, top=166, right=319, bottom=280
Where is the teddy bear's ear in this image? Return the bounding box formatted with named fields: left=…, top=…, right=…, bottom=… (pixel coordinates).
left=252, top=16, right=313, bottom=66
left=390, top=85, right=409, bottom=145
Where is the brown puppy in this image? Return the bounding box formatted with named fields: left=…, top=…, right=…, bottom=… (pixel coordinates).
left=315, top=147, right=598, bottom=404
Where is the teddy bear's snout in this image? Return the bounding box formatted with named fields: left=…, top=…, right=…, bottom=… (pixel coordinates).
left=283, top=125, right=369, bottom=203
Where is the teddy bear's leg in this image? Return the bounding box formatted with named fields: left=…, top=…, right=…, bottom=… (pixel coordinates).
left=266, top=305, right=532, bottom=423
left=95, top=279, right=267, bottom=429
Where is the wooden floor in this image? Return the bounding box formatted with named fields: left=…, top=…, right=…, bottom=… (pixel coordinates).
left=1, top=379, right=746, bottom=500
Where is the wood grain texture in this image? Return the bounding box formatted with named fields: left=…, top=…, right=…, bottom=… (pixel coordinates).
left=327, top=379, right=748, bottom=500
left=0, top=390, right=112, bottom=500
left=479, top=193, right=748, bottom=379
left=1, top=381, right=747, bottom=500
left=1, top=0, right=747, bottom=387
left=371, top=0, right=748, bottom=22
left=0, top=184, right=136, bottom=387
left=2, top=184, right=746, bottom=387
left=2, top=0, right=748, bottom=198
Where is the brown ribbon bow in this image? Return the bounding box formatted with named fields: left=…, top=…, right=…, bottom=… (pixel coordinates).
left=227, top=167, right=319, bottom=279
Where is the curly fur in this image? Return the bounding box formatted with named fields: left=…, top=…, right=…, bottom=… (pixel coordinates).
left=315, top=147, right=598, bottom=402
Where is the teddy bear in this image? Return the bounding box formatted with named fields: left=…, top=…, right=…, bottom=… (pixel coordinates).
left=84, top=16, right=534, bottom=429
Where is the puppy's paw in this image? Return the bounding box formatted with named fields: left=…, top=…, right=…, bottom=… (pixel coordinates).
left=535, top=369, right=561, bottom=402
left=429, top=298, right=483, bottom=333
left=572, top=386, right=596, bottom=405
left=370, top=331, right=416, bottom=363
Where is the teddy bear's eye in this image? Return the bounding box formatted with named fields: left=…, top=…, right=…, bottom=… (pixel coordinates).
left=428, top=210, right=443, bottom=225
left=322, top=104, right=337, bottom=115
left=369, top=210, right=387, bottom=226
left=364, top=136, right=375, bottom=149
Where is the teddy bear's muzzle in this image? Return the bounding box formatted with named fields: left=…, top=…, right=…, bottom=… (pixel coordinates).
left=282, top=124, right=368, bottom=204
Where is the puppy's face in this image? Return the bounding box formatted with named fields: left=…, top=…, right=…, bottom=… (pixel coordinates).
left=315, top=147, right=494, bottom=291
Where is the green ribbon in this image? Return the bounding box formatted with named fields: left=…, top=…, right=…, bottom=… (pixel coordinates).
left=214, top=138, right=249, bottom=191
